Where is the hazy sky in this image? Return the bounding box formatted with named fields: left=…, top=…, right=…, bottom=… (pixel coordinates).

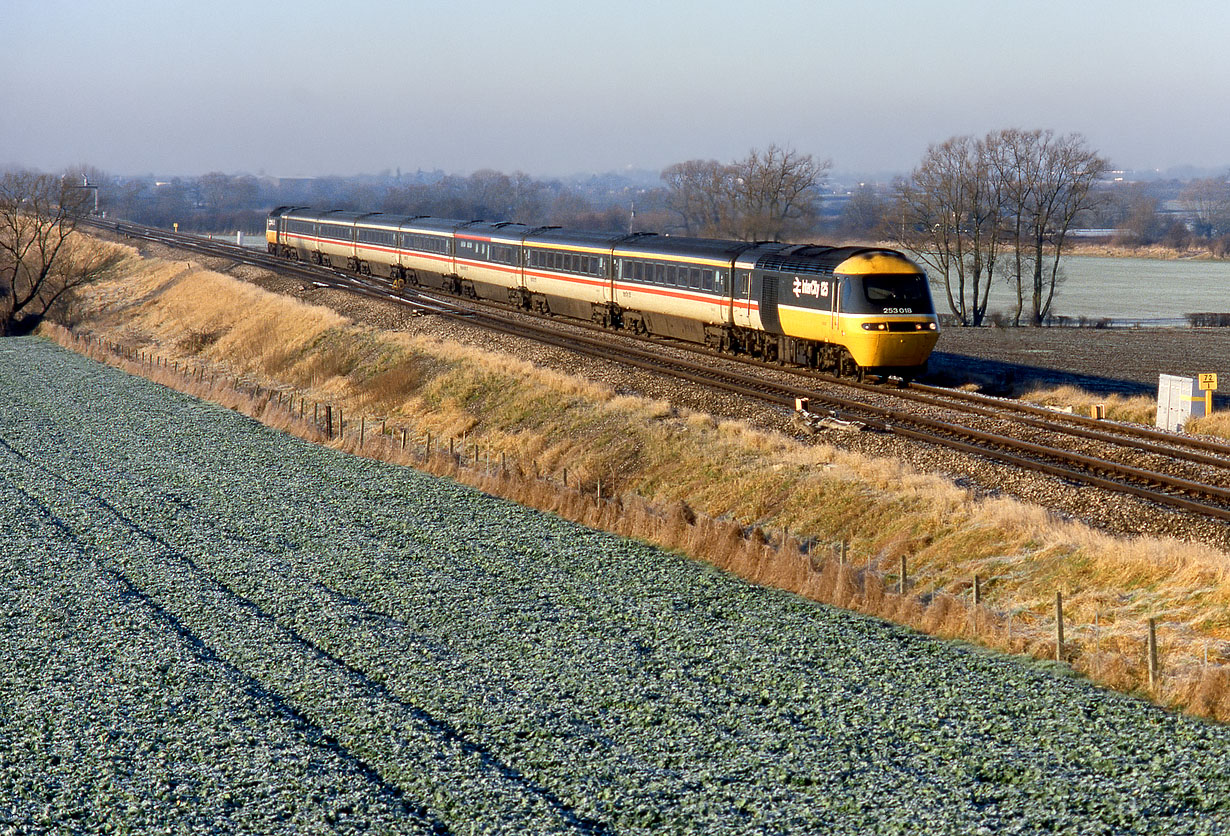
left=5, top=0, right=1229, bottom=179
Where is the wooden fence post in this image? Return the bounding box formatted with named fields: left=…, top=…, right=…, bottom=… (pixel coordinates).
left=1147, top=618, right=1159, bottom=689
left=359, top=417, right=366, bottom=448
left=325, top=405, right=333, bottom=439
left=1094, top=612, right=1101, bottom=676
left=898, top=555, right=907, bottom=596
left=1055, top=591, right=1065, bottom=662
left=972, top=574, right=982, bottom=635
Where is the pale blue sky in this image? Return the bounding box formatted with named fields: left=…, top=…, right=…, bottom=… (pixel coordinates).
left=4, top=0, right=1229, bottom=178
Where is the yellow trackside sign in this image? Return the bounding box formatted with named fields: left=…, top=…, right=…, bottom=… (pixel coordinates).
left=1200, top=373, right=1218, bottom=391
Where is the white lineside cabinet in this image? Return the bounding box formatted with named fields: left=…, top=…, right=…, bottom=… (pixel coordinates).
left=1156, top=374, right=1206, bottom=432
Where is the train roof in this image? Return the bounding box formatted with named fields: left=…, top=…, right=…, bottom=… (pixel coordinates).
left=523, top=227, right=634, bottom=250
left=455, top=221, right=536, bottom=244
left=354, top=212, right=423, bottom=231
left=399, top=217, right=477, bottom=235
left=616, top=234, right=779, bottom=266
left=755, top=245, right=917, bottom=276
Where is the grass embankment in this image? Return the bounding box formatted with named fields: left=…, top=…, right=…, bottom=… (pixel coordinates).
left=1022, top=385, right=1230, bottom=439
left=46, top=238, right=1230, bottom=722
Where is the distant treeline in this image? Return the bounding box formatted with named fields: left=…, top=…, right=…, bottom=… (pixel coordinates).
left=1185, top=313, right=1230, bottom=327
left=62, top=153, right=878, bottom=242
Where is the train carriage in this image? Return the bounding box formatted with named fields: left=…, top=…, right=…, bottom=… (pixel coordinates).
left=453, top=222, right=531, bottom=303
left=521, top=228, right=625, bottom=322
left=396, top=218, right=465, bottom=291
left=312, top=210, right=365, bottom=268
left=353, top=214, right=408, bottom=278
left=613, top=236, right=771, bottom=345
left=269, top=207, right=367, bottom=269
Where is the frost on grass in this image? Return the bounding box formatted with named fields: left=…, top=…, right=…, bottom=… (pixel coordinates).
left=2, top=336, right=1230, bottom=835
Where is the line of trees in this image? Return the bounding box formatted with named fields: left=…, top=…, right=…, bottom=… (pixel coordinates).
left=893, top=129, right=1109, bottom=327
left=79, top=147, right=834, bottom=244
left=16, top=132, right=1228, bottom=337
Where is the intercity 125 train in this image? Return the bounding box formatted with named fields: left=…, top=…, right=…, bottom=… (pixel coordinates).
left=267, top=207, right=940, bottom=380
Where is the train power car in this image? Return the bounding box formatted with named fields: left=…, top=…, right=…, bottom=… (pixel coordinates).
left=267, top=206, right=939, bottom=380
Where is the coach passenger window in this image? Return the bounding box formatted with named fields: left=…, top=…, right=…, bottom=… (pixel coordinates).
left=702, top=269, right=714, bottom=292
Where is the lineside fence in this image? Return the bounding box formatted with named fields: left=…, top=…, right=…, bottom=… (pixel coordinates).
left=55, top=325, right=1230, bottom=718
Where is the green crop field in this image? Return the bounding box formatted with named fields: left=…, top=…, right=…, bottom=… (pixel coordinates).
left=2, top=336, right=1230, bottom=834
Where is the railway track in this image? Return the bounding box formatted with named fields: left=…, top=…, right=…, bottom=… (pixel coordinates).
left=86, top=217, right=1230, bottom=523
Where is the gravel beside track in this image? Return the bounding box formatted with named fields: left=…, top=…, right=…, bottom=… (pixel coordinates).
left=6, top=337, right=1230, bottom=833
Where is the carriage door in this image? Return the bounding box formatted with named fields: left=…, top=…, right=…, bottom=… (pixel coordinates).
left=734, top=269, right=753, bottom=329
left=830, top=275, right=841, bottom=336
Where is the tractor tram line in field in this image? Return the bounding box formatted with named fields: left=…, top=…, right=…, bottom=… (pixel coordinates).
left=87, top=219, right=1230, bottom=525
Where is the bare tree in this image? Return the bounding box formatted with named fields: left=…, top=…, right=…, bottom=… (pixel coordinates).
left=837, top=184, right=888, bottom=240
left=990, top=129, right=1108, bottom=325
left=661, top=159, right=737, bottom=237
left=1112, top=185, right=1166, bottom=246
left=0, top=170, right=122, bottom=336
left=894, top=136, right=1004, bottom=326
left=662, top=146, right=828, bottom=241
left=731, top=145, right=829, bottom=241
left=1180, top=175, right=1230, bottom=239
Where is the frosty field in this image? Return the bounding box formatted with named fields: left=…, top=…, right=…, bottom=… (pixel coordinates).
left=3, top=335, right=1230, bottom=834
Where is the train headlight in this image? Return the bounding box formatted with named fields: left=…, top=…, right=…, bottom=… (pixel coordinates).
left=861, top=322, right=887, bottom=331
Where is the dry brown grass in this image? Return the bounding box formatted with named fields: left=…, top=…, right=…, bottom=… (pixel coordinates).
left=40, top=242, right=1230, bottom=723
left=1186, top=411, right=1230, bottom=440
left=1021, top=384, right=1158, bottom=425
left=1024, top=381, right=1230, bottom=442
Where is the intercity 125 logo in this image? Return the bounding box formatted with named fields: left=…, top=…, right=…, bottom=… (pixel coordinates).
left=793, top=276, right=828, bottom=299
